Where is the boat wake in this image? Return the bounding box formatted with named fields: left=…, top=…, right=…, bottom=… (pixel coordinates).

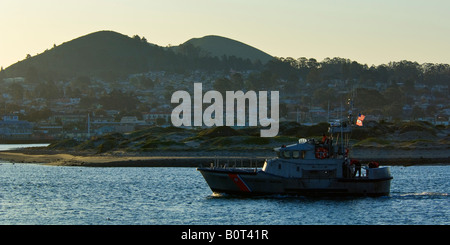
left=398, top=192, right=449, bottom=198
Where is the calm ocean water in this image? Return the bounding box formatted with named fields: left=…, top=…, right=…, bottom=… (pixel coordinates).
left=0, top=144, right=448, bottom=225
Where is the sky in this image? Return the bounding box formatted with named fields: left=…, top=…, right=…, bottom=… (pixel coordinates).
left=1, top=0, right=450, bottom=69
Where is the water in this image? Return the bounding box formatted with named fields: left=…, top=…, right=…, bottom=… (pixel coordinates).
left=0, top=143, right=49, bottom=151
left=0, top=145, right=448, bottom=225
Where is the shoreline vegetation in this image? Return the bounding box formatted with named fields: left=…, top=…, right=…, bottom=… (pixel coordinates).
left=0, top=121, right=449, bottom=167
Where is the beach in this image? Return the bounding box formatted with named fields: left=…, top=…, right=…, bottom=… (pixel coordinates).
left=0, top=148, right=270, bottom=167
left=0, top=147, right=448, bottom=167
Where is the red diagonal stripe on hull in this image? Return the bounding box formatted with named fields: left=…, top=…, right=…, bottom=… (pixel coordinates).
left=228, top=173, right=251, bottom=192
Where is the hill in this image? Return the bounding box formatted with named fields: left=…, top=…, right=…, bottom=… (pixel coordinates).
left=1, top=31, right=270, bottom=81
left=3, top=31, right=166, bottom=80
left=178, top=35, right=273, bottom=64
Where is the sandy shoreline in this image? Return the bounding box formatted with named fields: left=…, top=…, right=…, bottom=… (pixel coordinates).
left=0, top=147, right=448, bottom=167
left=0, top=150, right=270, bottom=167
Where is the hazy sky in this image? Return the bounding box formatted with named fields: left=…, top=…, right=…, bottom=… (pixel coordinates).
left=1, top=0, right=449, bottom=68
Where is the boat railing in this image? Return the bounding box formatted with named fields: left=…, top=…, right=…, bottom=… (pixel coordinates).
left=349, top=164, right=387, bottom=179
left=344, top=163, right=369, bottom=178
left=355, top=165, right=369, bottom=178
left=209, top=157, right=264, bottom=170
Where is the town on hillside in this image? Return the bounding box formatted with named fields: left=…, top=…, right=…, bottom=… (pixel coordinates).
left=0, top=58, right=449, bottom=142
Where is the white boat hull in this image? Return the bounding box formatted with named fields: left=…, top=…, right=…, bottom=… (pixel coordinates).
left=197, top=167, right=392, bottom=196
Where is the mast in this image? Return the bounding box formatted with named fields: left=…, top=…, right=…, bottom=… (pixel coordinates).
left=87, top=113, right=91, bottom=138
left=328, top=88, right=354, bottom=159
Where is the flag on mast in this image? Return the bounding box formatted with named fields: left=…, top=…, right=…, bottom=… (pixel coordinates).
left=356, top=113, right=365, bottom=126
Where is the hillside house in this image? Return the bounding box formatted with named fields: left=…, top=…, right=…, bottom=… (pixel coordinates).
left=143, top=112, right=171, bottom=125
left=0, top=115, right=33, bottom=139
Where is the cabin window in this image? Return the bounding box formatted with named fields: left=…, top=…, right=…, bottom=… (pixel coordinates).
left=278, top=164, right=281, bottom=169
left=292, top=151, right=300, bottom=159
left=301, top=150, right=306, bottom=159
left=283, top=151, right=291, bottom=159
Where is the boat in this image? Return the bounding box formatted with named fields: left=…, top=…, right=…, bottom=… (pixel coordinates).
left=197, top=121, right=393, bottom=197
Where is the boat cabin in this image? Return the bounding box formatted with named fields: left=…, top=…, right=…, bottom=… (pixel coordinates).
left=262, top=122, right=356, bottom=179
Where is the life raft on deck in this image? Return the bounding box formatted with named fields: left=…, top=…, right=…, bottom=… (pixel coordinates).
left=315, top=147, right=328, bottom=159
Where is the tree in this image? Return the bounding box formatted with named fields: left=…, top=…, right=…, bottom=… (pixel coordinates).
left=22, top=108, right=52, bottom=122
left=279, top=103, right=288, bottom=118
left=402, top=79, right=416, bottom=94
left=354, top=88, right=387, bottom=111
left=8, top=83, right=24, bottom=101
left=230, top=73, right=244, bottom=88
left=178, top=43, right=201, bottom=58
left=425, top=104, right=437, bottom=117
left=383, top=85, right=404, bottom=105
left=99, top=90, right=139, bottom=111
left=384, top=102, right=403, bottom=120
left=35, top=80, right=61, bottom=99
left=25, top=66, right=39, bottom=83
left=389, top=60, right=421, bottom=83
left=156, top=117, right=167, bottom=126
left=0, top=67, right=4, bottom=81
left=264, top=58, right=298, bottom=81
left=132, top=35, right=141, bottom=41
left=313, top=88, right=337, bottom=109
left=213, top=78, right=231, bottom=93
left=306, top=68, right=321, bottom=85
left=72, top=76, right=91, bottom=89
left=411, top=106, right=425, bottom=120
left=307, top=58, right=319, bottom=69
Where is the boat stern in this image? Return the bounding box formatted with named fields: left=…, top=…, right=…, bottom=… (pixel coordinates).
left=366, top=166, right=392, bottom=180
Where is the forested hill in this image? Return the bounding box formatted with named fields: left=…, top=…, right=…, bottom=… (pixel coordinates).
left=178, top=35, right=273, bottom=64
left=1, top=30, right=449, bottom=89
left=1, top=30, right=270, bottom=81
